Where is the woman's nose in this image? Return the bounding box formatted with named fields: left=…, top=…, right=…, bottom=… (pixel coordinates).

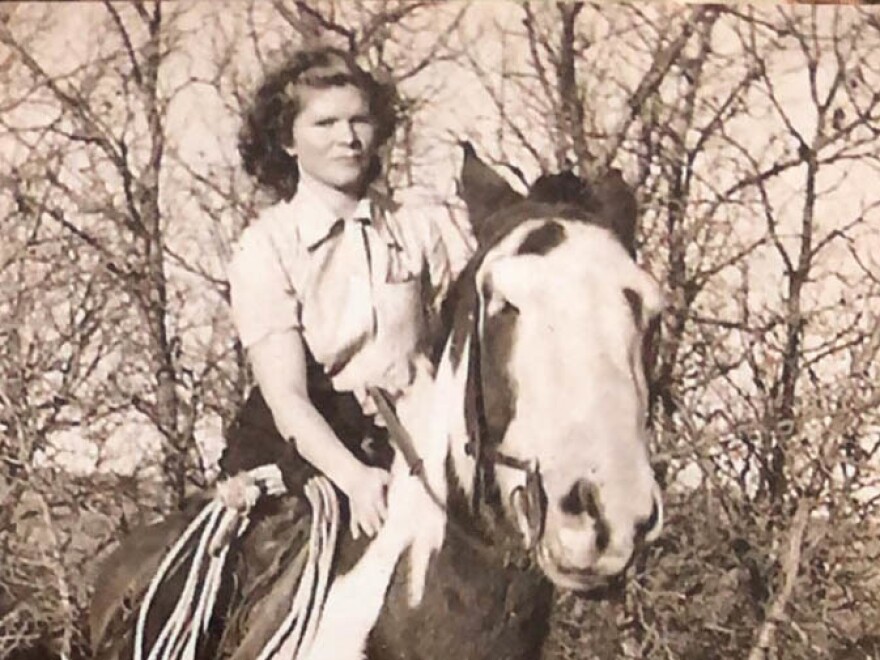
left=336, top=121, right=362, bottom=147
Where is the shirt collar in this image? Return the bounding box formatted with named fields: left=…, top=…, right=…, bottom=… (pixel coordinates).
left=292, top=175, right=401, bottom=251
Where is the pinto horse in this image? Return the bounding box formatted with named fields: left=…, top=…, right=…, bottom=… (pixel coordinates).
left=89, top=146, right=663, bottom=660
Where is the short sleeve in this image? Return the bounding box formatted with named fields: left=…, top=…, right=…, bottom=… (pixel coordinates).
left=227, top=226, right=302, bottom=348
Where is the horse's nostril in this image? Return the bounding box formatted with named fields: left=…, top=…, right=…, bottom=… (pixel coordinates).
left=559, top=479, right=609, bottom=552
left=560, top=478, right=599, bottom=517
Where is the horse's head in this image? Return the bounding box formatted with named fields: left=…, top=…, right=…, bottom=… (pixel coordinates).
left=447, top=144, right=663, bottom=590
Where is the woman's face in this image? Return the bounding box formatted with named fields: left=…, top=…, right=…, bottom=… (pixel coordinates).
left=290, top=84, right=377, bottom=197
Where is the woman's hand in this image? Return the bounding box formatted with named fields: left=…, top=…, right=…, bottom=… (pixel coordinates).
left=246, top=330, right=391, bottom=539
left=342, top=464, right=390, bottom=539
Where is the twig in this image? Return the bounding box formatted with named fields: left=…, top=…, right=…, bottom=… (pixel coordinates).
left=35, top=492, right=73, bottom=660
left=604, top=5, right=719, bottom=169
left=746, top=500, right=810, bottom=660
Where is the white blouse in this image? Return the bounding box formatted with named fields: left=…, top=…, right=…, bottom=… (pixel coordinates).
left=227, top=179, right=451, bottom=395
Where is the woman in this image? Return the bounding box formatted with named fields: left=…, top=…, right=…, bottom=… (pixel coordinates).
left=221, top=46, right=451, bottom=540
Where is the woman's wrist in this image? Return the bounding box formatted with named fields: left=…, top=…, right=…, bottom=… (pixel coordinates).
left=332, top=456, right=367, bottom=495
left=274, top=398, right=367, bottom=495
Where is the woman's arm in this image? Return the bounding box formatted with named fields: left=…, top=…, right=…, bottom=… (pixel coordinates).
left=247, top=328, right=389, bottom=538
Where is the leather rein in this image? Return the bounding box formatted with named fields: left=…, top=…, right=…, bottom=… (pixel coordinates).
left=368, top=350, right=546, bottom=557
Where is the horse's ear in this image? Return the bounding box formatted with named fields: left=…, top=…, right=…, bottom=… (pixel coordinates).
left=593, top=168, right=637, bottom=257
left=458, top=141, right=524, bottom=247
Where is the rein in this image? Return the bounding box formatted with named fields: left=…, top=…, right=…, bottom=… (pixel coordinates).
left=369, top=379, right=544, bottom=558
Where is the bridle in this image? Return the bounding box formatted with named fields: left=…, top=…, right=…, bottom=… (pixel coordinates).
left=371, top=383, right=545, bottom=561
left=468, top=441, right=544, bottom=551
left=462, top=295, right=546, bottom=551
left=368, top=274, right=548, bottom=556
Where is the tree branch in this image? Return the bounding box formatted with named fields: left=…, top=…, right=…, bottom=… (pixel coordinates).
left=103, top=1, right=143, bottom=86
left=604, top=5, right=719, bottom=168
left=747, top=500, right=810, bottom=660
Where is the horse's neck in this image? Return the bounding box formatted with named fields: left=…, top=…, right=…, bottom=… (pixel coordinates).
left=367, top=463, right=553, bottom=660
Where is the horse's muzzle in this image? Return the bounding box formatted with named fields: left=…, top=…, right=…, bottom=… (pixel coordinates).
left=535, top=480, right=663, bottom=589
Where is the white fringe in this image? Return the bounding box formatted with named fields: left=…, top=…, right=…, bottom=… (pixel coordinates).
left=133, top=466, right=286, bottom=660
left=258, top=476, right=339, bottom=660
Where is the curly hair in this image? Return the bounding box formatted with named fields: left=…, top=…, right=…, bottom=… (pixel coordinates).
left=239, top=46, right=398, bottom=200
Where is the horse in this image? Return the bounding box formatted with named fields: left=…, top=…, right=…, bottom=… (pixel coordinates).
left=88, top=144, right=664, bottom=660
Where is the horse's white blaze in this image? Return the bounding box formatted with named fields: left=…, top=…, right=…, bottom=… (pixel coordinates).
left=475, top=220, right=663, bottom=585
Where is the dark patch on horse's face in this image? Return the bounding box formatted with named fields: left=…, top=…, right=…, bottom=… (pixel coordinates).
left=438, top=258, right=480, bottom=371
left=622, top=285, right=661, bottom=416
left=516, top=221, right=566, bottom=256
left=480, top=299, right=518, bottom=444
left=476, top=201, right=592, bottom=251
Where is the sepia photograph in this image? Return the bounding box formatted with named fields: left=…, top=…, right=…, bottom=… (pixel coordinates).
left=0, top=2, right=878, bottom=658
